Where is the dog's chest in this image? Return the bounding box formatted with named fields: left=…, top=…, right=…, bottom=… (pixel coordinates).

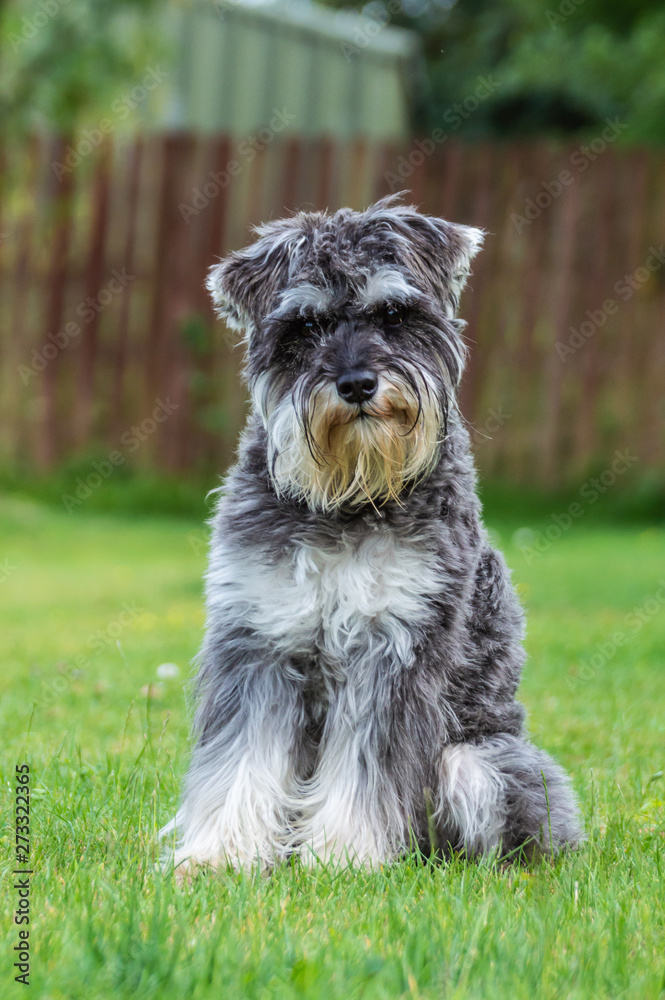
left=208, top=528, right=441, bottom=664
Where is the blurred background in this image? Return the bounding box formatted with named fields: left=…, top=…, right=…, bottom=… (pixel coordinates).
left=3, top=12, right=664, bottom=990
left=1, top=0, right=664, bottom=514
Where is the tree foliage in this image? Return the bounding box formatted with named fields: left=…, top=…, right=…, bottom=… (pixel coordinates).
left=326, top=0, right=665, bottom=142
left=0, top=0, right=166, bottom=132
left=421, top=0, right=665, bottom=141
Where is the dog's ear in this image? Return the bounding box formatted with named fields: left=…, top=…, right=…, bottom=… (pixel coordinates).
left=425, top=217, right=484, bottom=313
left=206, top=218, right=309, bottom=335
left=367, top=198, right=484, bottom=315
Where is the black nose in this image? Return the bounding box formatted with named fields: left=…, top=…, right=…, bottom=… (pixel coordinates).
left=336, top=369, right=378, bottom=405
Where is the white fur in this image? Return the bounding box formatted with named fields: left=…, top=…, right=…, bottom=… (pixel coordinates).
left=176, top=527, right=444, bottom=867
left=205, top=264, right=248, bottom=332
left=273, top=282, right=334, bottom=316
left=251, top=224, right=309, bottom=266
left=162, top=713, right=297, bottom=871
left=358, top=267, right=421, bottom=308
left=295, top=715, right=400, bottom=867
left=445, top=224, right=484, bottom=319
left=438, top=743, right=507, bottom=854
left=207, top=527, right=442, bottom=662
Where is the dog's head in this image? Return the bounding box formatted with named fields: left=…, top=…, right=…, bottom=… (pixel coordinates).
left=207, top=196, right=483, bottom=511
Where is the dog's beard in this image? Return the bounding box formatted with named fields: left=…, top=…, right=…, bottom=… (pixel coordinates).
left=257, top=370, right=444, bottom=511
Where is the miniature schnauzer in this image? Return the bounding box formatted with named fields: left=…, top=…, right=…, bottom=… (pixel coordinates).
left=162, top=195, right=582, bottom=872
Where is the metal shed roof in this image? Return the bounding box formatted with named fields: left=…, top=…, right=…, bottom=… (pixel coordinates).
left=221, top=0, right=420, bottom=57
left=164, top=0, right=421, bottom=138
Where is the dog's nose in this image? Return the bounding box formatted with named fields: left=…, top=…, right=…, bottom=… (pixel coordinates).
left=336, top=369, right=378, bottom=404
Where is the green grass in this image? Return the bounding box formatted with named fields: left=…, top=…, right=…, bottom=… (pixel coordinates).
left=1, top=494, right=664, bottom=999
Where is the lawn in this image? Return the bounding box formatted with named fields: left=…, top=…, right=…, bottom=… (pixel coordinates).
left=1, top=493, right=664, bottom=999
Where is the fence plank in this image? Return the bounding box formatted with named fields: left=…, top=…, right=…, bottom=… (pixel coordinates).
left=2, top=137, right=41, bottom=463
left=74, top=138, right=113, bottom=448
left=540, top=165, right=581, bottom=484
left=111, top=137, right=143, bottom=439
left=39, top=136, right=75, bottom=468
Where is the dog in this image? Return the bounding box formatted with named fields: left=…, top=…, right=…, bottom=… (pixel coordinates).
left=162, top=195, right=582, bottom=872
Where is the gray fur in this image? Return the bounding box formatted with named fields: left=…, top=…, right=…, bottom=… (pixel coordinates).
left=162, top=195, right=582, bottom=871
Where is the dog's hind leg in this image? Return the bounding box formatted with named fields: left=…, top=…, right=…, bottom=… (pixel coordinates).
left=436, top=734, right=583, bottom=861
left=161, top=654, right=305, bottom=874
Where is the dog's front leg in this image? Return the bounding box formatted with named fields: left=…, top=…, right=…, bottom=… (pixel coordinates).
left=297, top=710, right=404, bottom=867
left=297, top=660, right=433, bottom=867
left=162, top=649, right=303, bottom=873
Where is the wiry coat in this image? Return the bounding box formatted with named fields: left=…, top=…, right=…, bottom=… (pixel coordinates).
left=163, top=198, right=582, bottom=870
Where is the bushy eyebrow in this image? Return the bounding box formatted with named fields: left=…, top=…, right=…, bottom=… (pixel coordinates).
left=270, top=283, right=334, bottom=321
left=358, top=267, right=422, bottom=309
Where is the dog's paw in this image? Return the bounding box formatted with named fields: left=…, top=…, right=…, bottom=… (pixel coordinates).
left=172, top=856, right=216, bottom=884
left=297, top=832, right=390, bottom=869
left=171, top=847, right=274, bottom=880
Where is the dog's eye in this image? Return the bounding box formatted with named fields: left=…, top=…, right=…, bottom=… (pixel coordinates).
left=295, top=317, right=321, bottom=337
left=382, top=305, right=406, bottom=328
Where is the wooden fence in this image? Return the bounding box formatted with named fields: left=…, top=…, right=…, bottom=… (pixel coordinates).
left=0, top=132, right=664, bottom=486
